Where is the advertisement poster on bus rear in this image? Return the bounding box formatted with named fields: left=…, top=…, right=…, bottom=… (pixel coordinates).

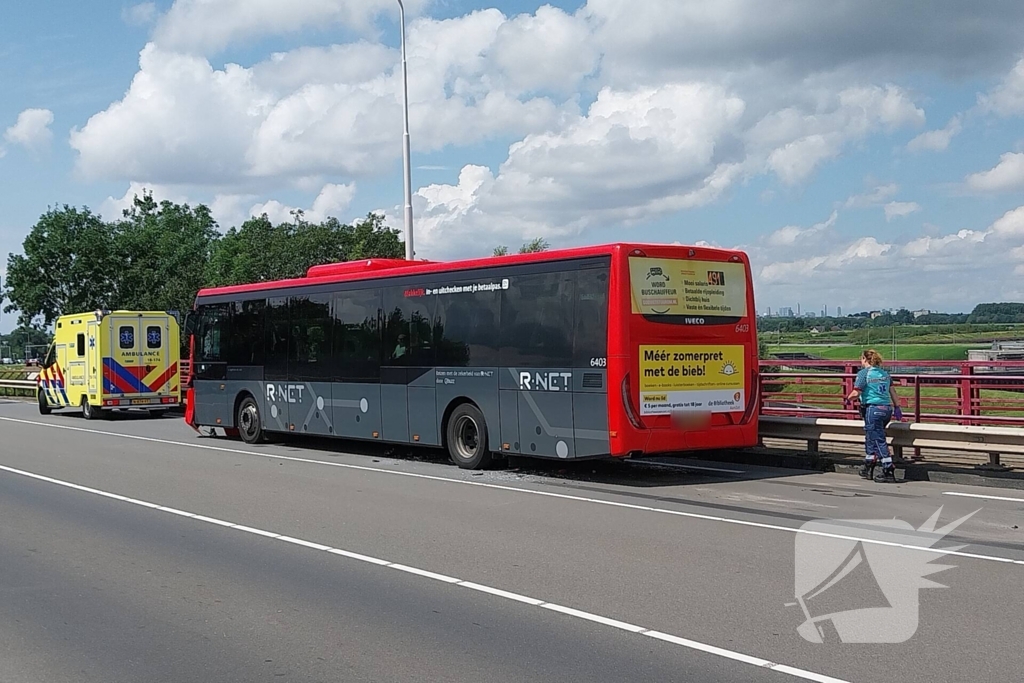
left=639, top=345, right=745, bottom=415
left=629, top=257, right=747, bottom=318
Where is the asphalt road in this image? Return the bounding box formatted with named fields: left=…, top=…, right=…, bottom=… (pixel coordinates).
left=1, top=399, right=1022, bottom=682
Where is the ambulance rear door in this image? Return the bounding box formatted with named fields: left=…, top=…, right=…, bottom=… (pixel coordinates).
left=139, top=314, right=178, bottom=403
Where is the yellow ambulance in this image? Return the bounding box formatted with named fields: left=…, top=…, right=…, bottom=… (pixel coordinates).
left=37, top=310, right=182, bottom=419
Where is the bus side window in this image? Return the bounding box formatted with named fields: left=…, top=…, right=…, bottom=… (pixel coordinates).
left=434, top=281, right=500, bottom=367
left=383, top=286, right=435, bottom=367
left=573, top=267, right=609, bottom=367
left=333, top=289, right=382, bottom=381
left=289, top=295, right=332, bottom=380
left=195, top=304, right=229, bottom=363
left=265, top=297, right=289, bottom=381
left=227, top=299, right=266, bottom=366
left=500, top=270, right=575, bottom=368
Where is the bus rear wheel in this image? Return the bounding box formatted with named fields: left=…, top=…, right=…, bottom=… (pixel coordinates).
left=237, top=396, right=265, bottom=444
left=38, top=391, right=51, bottom=415
left=446, top=403, right=492, bottom=470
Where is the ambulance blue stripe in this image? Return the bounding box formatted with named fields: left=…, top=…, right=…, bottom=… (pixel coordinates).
left=104, top=358, right=148, bottom=393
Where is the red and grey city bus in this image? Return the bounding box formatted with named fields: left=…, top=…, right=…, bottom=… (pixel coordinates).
left=184, top=243, right=759, bottom=468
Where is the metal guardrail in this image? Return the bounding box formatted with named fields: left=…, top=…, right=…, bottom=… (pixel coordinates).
left=0, top=379, right=35, bottom=388
left=758, top=359, right=1024, bottom=469
left=759, top=415, right=1024, bottom=470
left=0, top=378, right=35, bottom=397
left=760, top=359, right=1024, bottom=427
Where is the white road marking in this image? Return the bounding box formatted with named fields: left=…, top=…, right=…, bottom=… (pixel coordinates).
left=943, top=491, right=1024, bottom=503
left=2, top=415, right=1023, bottom=567
left=0, top=461, right=848, bottom=683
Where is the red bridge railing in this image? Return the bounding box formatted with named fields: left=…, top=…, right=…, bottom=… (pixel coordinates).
left=759, top=360, right=1024, bottom=427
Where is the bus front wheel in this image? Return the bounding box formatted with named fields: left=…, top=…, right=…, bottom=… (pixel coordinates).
left=446, top=403, right=492, bottom=470
left=237, top=395, right=265, bottom=445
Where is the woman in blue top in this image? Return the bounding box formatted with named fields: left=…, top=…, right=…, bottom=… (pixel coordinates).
left=846, top=349, right=902, bottom=483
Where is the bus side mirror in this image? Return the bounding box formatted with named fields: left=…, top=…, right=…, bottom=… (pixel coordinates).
left=183, top=312, right=197, bottom=338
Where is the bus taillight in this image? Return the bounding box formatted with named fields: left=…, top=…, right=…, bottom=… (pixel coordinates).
left=621, top=373, right=643, bottom=429
left=742, top=366, right=760, bottom=425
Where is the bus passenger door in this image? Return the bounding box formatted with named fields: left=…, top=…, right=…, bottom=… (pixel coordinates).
left=192, top=305, right=230, bottom=427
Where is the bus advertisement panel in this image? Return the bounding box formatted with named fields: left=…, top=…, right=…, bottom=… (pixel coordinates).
left=185, top=243, right=758, bottom=469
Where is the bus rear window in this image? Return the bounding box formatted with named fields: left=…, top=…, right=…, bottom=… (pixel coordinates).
left=628, top=256, right=747, bottom=325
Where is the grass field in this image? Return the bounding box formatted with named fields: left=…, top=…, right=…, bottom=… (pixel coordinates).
left=766, top=344, right=973, bottom=361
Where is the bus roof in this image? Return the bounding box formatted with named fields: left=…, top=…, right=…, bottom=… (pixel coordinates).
left=196, top=242, right=748, bottom=299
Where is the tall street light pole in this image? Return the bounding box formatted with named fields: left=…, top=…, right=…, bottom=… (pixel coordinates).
left=397, top=0, right=414, bottom=260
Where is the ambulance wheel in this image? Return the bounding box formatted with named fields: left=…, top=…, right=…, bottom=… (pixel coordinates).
left=237, top=396, right=265, bottom=444
left=82, top=398, right=103, bottom=421
left=38, top=391, right=51, bottom=415
left=445, top=403, right=492, bottom=470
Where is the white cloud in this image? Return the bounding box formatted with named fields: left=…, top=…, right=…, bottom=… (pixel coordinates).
left=990, top=205, right=1024, bottom=236
left=4, top=108, right=54, bottom=152
left=978, top=58, right=1024, bottom=117
left=766, top=211, right=837, bottom=247
left=250, top=183, right=357, bottom=224
left=906, top=115, right=962, bottom=152
left=153, top=0, right=428, bottom=55
left=750, top=85, right=924, bottom=185
left=586, top=0, right=1024, bottom=86
left=490, top=6, right=599, bottom=93
left=405, top=83, right=748, bottom=256
left=71, top=46, right=268, bottom=185
left=99, top=182, right=190, bottom=220
left=122, top=2, right=158, bottom=26
left=72, top=8, right=585, bottom=187
left=884, top=201, right=922, bottom=221
left=209, top=193, right=256, bottom=229
left=397, top=82, right=928, bottom=257
left=844, top=183, right=899, bottom=208
left=965, top=152, right=1024, bottom=193
left=750, top=205, right=1024, bottom=312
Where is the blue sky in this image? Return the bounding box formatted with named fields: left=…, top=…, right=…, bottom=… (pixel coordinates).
left=3, top=0, right=1024, bottom=333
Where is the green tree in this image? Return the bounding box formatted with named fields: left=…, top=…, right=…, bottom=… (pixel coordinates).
left=113, top=193, right=220, bottom=316
left=3, top=205, right=120, bottom=326
left=0, top=325, right=51, bottom=360
left=206, top=212, right=404, bottom=287
left=492, top=238, right=549, bottom=256
left=519, top=237, right=549, bottom=253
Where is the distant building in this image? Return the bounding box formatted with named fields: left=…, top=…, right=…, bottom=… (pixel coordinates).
left=779, top=307, right=794, bottom=317
left=968, top=341, right=1024, bottom=363
left=870, top=311, right=883, bottom=319
left=837, top=306, right=842, bottom=317
left=912, top=309, right=931, bottom=319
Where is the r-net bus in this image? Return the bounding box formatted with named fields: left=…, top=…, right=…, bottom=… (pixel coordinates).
left=184, top=243, right=759, bottom=468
